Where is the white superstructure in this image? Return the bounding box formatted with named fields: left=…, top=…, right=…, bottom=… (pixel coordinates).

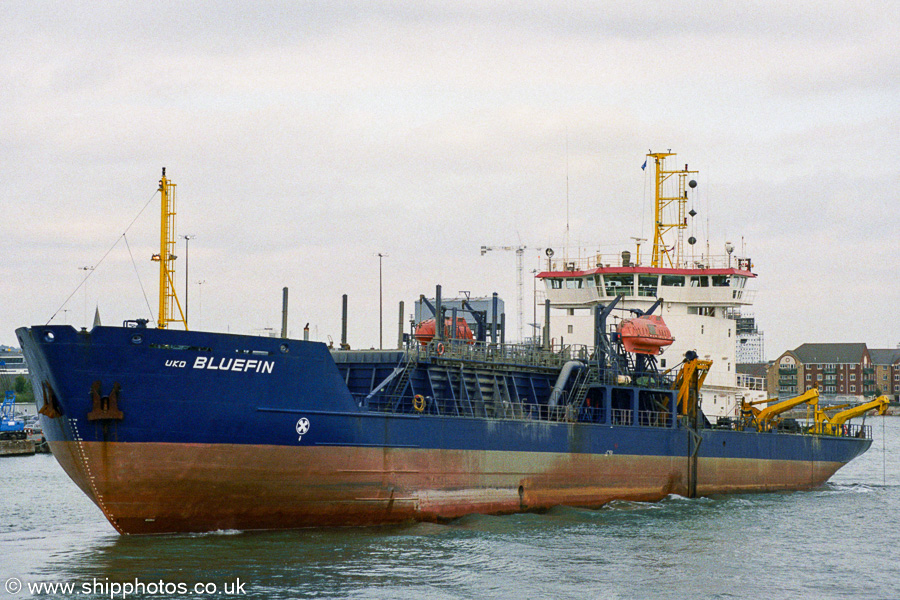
left=535, top=152, right=758, bottom=418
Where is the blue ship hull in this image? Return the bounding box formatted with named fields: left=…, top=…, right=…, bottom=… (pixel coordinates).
left=16, top=324, right=872, bottom=534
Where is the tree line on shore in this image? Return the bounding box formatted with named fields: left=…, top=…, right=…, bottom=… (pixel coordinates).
left=1, top=375, right=34, bottom=405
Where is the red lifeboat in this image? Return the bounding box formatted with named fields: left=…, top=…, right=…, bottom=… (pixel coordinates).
left=414, top=318, right=475, bottom=345
left=617, top=314, right=674, bottom=355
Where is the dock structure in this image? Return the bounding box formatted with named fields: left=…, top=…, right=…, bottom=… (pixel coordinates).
left=0, top=439, right=36, bottom=456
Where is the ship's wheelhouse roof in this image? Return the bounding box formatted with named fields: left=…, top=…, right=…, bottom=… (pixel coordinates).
left=536, top=266, right=756, bottom=279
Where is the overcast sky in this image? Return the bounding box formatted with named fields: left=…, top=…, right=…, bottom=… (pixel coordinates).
left=2, top=1, right=898, bottom=359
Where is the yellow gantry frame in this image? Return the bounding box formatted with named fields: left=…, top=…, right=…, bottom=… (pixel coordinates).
left=156, top=169, right=187, bottom=330
left=648, top=152, right=698, bottom=268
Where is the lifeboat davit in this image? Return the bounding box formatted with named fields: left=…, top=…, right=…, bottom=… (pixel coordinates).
left=617, top=314, right=674, bottom=355
left=414, top=317, right=475, bottom=345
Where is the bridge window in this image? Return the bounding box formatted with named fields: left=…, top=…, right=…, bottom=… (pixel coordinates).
left=549, top=279, right=563, bottom=289
left=711, top=275, right=730, bottom=287
left=690, top=276, right=709, bottom=287
left=638, top=275, right=658, bottom=297
left=661, top=275, right=685, bottom=286
left=604, top=274, right=634, bottom=296
left=565, top=278, right=584, bottom=289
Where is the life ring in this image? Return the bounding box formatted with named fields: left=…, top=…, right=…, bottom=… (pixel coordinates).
left=436, top=342, right=445, bottom=355
left=413, top=394, right=426, bottom=412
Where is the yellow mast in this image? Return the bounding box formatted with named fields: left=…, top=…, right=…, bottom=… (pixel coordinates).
left=153, top=168, right=187, bottom=330
left=648, top=152, right=698, bottom=268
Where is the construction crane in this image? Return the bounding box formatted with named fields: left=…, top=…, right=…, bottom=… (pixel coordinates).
left=480, top=245, right=527, bottom=341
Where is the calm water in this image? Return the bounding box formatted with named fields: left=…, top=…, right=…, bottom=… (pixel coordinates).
left=2, top=419, right=898, bottom=600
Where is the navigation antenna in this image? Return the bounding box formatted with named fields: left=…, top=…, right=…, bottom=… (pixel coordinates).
left=648, top=151, right=698, bottom=268
left=152, top=168, right=187, bottom=330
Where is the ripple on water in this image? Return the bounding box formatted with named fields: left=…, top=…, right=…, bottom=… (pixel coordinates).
left=4, top=420, right=900, bottom=599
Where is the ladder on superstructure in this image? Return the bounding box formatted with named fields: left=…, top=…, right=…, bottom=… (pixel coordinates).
left=389, top=352, right=418, bottom=401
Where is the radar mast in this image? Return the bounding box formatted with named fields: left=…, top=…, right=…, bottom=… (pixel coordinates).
left=648, top=152, right=698, bottom=268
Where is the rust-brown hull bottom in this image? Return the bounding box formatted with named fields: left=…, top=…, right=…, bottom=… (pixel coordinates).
left=50, top=441, right=846, bottom=535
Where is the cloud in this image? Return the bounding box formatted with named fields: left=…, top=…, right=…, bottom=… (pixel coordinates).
left=2, top=1, right=898, bottom=355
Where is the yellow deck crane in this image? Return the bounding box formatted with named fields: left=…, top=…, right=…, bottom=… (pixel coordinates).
left=810, top=395, right=890, bottom=436
left=671, top=356, right=713, bottom=418
left=669, top=354, right=712, bottom=499
left=739, top=387, right=820, bottom=432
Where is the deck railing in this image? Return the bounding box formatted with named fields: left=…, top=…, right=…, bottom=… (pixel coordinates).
left=409, top=338, right=592, bottom=370
left=543, top=251, right=750, bottom=273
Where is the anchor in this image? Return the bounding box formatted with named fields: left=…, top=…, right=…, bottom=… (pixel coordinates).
left=38, top=381, right=62, bottom=419
left=87, top=381, right=124, bottom=421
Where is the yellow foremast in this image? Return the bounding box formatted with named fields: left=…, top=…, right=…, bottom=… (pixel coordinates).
left=648, top=152, right=698, bottom=268
left=153, top=168, right=187, bottom=330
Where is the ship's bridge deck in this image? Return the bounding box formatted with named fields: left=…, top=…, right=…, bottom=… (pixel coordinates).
left=537, top=253, right=756, bottom=308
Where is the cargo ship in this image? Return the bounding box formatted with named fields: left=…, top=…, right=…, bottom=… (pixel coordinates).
left=16, top=159, right=877, bottom=535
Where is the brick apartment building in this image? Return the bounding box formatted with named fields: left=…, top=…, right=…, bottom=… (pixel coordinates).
left=766, top=343, right=900, bottom=402
left=870, top=348, right=900, bottom=399
left=769, top=343, right=880, bottom=402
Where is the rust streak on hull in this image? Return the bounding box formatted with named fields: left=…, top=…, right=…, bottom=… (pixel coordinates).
left=52, top=441, right=847, bottom=535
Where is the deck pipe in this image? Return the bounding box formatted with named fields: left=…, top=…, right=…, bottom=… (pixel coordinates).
left=450, top=307, right=458, bottom=342
left=543, top=299, right=551, bottom=350
left=548, top=361, right=584, bottom=407
left=491, top=292, right=499, bottom=344
left=341, top=294, right=349, bottom=349
left=397, top=301, right=404, bottom=349
left=500, top=313, right=506, bottom=344
left=281, top=287, right=289, bottom=339
left=303, top=323, right=309, bottom=341
left=434, top=285, right=443, bottom=342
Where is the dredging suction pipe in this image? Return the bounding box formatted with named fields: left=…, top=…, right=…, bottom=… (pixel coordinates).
left=548, top=361, right=584, bottom=407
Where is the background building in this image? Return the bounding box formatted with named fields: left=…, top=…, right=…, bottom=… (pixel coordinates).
left=770, top=343, right=877, bottom=403
left=734, top=314, right=765, bottom=363
left=869, top=347, right=900, bottom=400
